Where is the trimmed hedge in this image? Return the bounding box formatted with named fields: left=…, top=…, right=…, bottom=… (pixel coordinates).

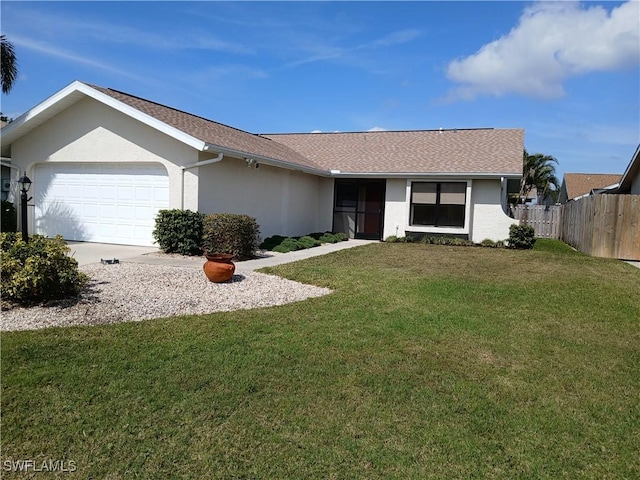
left=1, top=233, right=88, bottom=305
left=508, top=224, right=536, bottom=249
left=152, top=209, right=206, bottom=255
left=202, top=214, right=260, bottom=260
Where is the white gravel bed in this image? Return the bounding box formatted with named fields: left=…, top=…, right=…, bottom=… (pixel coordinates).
left=1, top=263, right=332, bottom=332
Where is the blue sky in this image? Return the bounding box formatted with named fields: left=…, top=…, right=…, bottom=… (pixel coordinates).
left=1, top=1, right=638, bottom=179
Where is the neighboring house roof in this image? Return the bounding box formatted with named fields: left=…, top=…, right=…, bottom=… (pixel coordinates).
left=262, top=129, right=524, bottom=175
left=0, top=80, right=524, bottom=177
left=562, top=173, right=622, bottom=200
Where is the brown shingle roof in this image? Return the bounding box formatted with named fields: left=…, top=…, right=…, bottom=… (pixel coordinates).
left=563, top=173, right=622, bottom=199
left=88, top=84, right=324, bottom=171
left=261, top=129, right=524, bottom=174
left=87, top=83, right=523, bottom=176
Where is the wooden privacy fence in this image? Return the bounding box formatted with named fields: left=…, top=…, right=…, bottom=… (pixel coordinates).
left=512, top=205, right=562, bottom=239
left=513, top=196, right=640, bottom=260
left=561, top=194, right=640, bottom=261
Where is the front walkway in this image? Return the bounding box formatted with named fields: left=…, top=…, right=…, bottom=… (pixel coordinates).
left=72, top=239, right=378, bottom=270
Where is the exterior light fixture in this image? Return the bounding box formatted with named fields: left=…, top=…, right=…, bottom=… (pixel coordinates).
left=17, top=173, right=32, bottom=243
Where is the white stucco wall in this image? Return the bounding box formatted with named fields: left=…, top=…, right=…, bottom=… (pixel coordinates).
left=630, top=170, right=640, bottom=195
left=10, top=96, right=198, bottom=214
left=469, top=179, right=517, bottom=242
left=381, top=177, right=516, bottom=242
left=197, top=157, right=332, bottom=239
left=383, top=178, right=408, bottom=239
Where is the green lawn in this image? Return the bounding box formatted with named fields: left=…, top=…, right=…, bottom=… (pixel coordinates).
left=2, top=240, right=639, bottom=479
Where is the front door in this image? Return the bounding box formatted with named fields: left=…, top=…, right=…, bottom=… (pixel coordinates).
left=333, top=179, right=386, bottom=240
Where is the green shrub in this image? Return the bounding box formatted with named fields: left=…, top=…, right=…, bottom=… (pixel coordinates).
left=202, top=214, right=260, bottom=260
left=495, top=240, right=506, bottom=248
left=508, top=224, right=536, bottom=249
left=152, top=209, right=206, bottom=255
left=272, top=237, right=302, bottom=253
left=392, top=236, right=415, bottom=243
left=1, top=200, right=17, bottom=233
left=260, top=235, right=287, bottom=250
left=261, top=232, right=348, bottom=251
left=334, top=232, right=348, bottom=242
left=1, top=234, right=88, bottom=305
left=421, top=236, right=474, bottom=246
left=481, top=238, right=496, bottom=248
left=318, top=233, right=339, bottom=244
left=385, top=235, right=399, bottom=243
left=297, top=236, right=321, bottom=249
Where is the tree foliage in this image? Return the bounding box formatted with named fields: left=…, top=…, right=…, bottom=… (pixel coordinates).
left=1, top=34, right=18, bottom=94
left=518, top=150, right=560, bottom=204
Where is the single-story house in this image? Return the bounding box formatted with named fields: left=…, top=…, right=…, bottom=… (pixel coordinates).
left=0, top=81, right=523, bottom=246
left=558, top=173, right=622, bottom=203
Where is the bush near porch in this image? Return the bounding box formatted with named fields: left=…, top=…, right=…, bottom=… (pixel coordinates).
left=202, top=213, right=260, bottom=261
left=152, top=209, right=206, bottom=256
left=153, top=210, right=261, bottom=260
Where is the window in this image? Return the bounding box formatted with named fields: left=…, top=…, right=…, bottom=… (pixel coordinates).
left=410, top=182, right=466, bottom=227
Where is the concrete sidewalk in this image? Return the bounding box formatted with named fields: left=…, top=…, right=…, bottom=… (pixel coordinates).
left=70, top=239, right=378, bottom=270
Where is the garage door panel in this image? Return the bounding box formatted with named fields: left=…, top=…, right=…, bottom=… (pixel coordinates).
left=34, top=163, right=168, bottom=246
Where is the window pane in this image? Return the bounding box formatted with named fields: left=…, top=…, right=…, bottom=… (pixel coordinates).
left=440, top=183, right=466, bottom=205
left=335, top=181, right=358, bottom=209
left=411, top=205, right=436, bottom=225
left=412, top=183, right=437, bottom=204
left=437, top=205, right=465, bottom=227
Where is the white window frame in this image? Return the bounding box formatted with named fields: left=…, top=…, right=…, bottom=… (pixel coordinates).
left=404, top=179, right=472, bottom=235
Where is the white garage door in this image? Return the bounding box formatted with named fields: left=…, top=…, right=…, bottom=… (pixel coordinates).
left=34, top=163, right=169, bottom=246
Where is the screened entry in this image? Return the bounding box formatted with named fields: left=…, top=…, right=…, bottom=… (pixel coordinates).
left=333, top=179, right=386, bottom=240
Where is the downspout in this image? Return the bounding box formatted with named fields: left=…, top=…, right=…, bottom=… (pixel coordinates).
left=180, top=151, right=224, bottom=209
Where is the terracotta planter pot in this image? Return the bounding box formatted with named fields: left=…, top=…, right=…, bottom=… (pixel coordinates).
left=203, top=253, right=236, bottom=283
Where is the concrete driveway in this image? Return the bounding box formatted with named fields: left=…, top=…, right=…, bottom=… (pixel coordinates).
left=66, top=241, right=160, bottom=266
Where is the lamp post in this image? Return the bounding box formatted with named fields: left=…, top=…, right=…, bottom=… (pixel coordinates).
left=17, top=173, right=32, bottom=243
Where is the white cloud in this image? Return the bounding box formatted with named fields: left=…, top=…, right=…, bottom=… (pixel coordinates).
left=8, top=7, right=252, bottom=55
left=368, top=126, right=387, bottom=132
left=283, top=28, right=420, bottom=69
left=11, top=35, right=146, bottom=81
left=445, top=1, right=640, bottom=100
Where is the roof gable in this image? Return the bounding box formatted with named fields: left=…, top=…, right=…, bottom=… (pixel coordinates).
left=618, top=144, right=640, bottom=193
left=88, top=84, right=324, bottom=172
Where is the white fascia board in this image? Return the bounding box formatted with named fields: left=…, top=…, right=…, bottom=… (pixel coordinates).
left=0, top=81, right=206, bottom=152
left=327, top=171, right=522, bottom=179
left=204, top=143, right=327, bottom=176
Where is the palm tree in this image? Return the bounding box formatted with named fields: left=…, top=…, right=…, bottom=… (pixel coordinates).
left=518, top=150, right=560, bottom=204
left=1, top=35, right=18, bottom=94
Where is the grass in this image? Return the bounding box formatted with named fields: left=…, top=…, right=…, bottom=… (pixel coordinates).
left=2, top=240, right=639, bottom=478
